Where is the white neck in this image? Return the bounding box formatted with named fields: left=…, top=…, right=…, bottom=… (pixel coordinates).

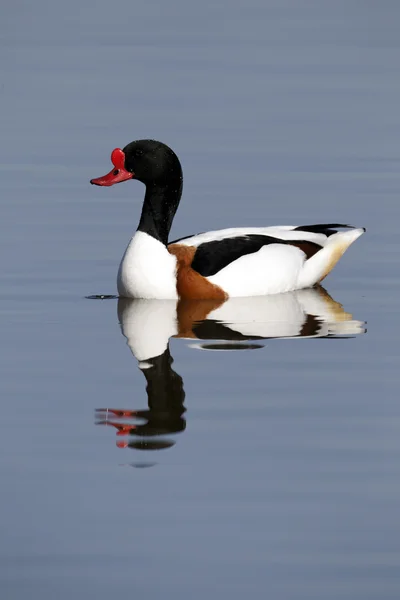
left=117, top=231, right=178, bottom=299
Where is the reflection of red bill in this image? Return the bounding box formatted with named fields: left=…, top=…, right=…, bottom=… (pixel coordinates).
left=116, top=440, right=129, bottom=448
left=96, top=408, right=137, bottom=418
left=99, top=420, right=136, bottom=435
left=90, top=148, right=134, bottom=186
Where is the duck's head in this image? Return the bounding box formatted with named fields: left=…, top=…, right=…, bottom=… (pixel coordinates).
left=90, top=139, right=183, bottom=188
left=90, top=139, right=183, bottom=246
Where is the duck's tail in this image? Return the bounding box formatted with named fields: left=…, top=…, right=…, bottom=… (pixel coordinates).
left=298, top=227, right=365, bottom=287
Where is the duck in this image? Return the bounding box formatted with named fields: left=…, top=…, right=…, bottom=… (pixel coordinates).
left=90, top=139, right=365, bottom=300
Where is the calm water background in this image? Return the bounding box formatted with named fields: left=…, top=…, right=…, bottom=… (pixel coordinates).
left=1, top=1, right=400, bottom=598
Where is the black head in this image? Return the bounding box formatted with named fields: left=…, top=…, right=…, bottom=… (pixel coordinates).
left=90, top=139, right=182, bottom=188
left=123, top=139, right=183, bottom=187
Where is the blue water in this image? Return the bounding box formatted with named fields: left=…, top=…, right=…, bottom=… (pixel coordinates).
left=1, top=1, right=400, bottom=598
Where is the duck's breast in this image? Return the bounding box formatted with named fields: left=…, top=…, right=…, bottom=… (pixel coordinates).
left=117, top=231, right=178, bottom=299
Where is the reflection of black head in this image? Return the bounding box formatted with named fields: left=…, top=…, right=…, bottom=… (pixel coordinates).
left=134, top=347, right=186, bottom=437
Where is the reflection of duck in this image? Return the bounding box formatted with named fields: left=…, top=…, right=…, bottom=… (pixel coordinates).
left=90, top=139, right=365, bottom=299
left=175, top=286, right=364, bottom=344
left=96, top=287, right=364, bottom=458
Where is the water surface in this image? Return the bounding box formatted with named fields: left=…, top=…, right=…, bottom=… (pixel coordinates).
left=1, top=1, right=400, bottom=599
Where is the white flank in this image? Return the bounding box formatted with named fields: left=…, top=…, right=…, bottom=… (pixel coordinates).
left=208, top=243, right=305, bottom=296
left=117, top=231, right=178, bottom=299
left=119, top=298, right=178, bottom=362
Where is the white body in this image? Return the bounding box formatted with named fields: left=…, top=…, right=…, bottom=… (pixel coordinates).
left=117, top=226, right=364, bottom=299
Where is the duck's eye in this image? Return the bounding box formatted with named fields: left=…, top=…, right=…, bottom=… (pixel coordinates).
left=113, top=169, right=119, bottom=176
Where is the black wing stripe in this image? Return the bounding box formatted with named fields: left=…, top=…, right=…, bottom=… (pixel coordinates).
left=173, top=224, right=354, bottom=245
left=294, top=223, right=354, bottom=237
left=191, top=235, right=322, bottom=278
left=169, top=232, right=204, bottom=244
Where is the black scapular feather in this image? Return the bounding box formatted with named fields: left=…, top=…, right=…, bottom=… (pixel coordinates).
left=294, top=223, right=353, bottom=237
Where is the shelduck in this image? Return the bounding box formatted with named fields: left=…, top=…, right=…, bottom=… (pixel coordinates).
left=90, top=139, right=365, bottom=300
